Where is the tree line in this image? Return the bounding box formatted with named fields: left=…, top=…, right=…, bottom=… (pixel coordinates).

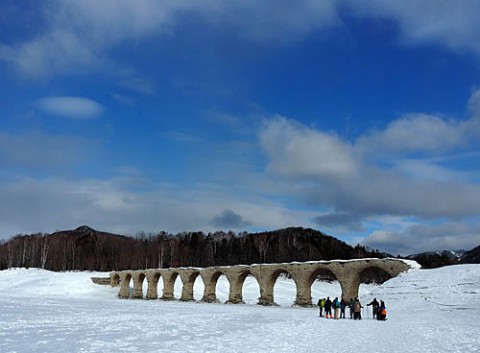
left=0, top=225, right=381, bottom=271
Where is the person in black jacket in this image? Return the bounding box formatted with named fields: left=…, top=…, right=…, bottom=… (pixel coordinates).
left=348, top=298, right=354, bottom=319
left=340, top=298, right=346, bottom=319
left=367, top=298, right=379, bottom=319
left=377, top=301, right=387, bottom=321
left=324, top=297, right=333, bottom=319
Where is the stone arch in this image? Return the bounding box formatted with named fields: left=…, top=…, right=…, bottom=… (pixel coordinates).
left=304, top=266, right=340, bottom=306
left=359, top=266, right=393, bottom=285
left=132, top=272, right=147, bottom=299
left=110, top=273, right=120, bottom=287
left=226, top=269, right=260, bottom=304
left=119, top=272, right=133, bottom=299
left=271, top=267, right=296, bottom=306
left=259, top=265, right=297, bottom=305
left=201, top=269, right=230, bottom=303
left=310, top=267, right=338, bottom=283
left=161, top=271, right=179, bottom=301
left=179, top=270, right=202, bottom=302
left=146, top=272, right=162, bottom=300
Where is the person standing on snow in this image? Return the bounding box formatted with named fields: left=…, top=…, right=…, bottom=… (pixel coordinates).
left=353, top=298, right=363, bottom=320
left=317, top=297, right=325, bottom=317
left=333, top=297, right=340, bottom=319
left=367, top=298, right=379, bottom=319
left=377, top=300, right=387, bottom=321
left=324, top=297, right=333, bottom=319
left=348, top=298, right=354, bottom=319
left=340, top=298, right=346, bottom=319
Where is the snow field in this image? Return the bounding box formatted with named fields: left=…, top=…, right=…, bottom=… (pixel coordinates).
left=0, top=265, right=479, bottom=353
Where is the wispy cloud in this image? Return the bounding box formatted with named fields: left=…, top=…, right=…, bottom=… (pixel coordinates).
left=345, top=0, right=480, bottom=56
left=0, top=131, right=98, bottom=170
left=36, top=96, right=104, bottom=120
left=2, top=1, right=480, bottom=81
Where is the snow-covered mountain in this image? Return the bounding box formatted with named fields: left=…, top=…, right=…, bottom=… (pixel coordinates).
left=460, top=244, right=480, bottom=263
left=406, top=249, right=466, bottom=268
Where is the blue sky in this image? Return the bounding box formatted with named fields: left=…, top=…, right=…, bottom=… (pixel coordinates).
left=1, top=1, right=480, bottom=255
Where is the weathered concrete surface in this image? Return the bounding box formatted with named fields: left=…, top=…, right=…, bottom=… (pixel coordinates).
left=90, top=277, right=111, bottom=285
left=109, top=258, right=411, bottom=306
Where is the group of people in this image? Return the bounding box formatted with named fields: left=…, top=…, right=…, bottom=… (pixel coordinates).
left=317, top=297, right=387, bottom=321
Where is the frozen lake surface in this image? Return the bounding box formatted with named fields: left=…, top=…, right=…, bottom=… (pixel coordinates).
left=0, top=264, right=479, bottom=352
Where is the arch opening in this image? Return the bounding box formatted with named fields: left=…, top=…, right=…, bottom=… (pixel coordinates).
left=359, top=266, right=393, bottom=300
left=191, top=272, right=204, bottom=301
left=170, top=272, right=181, bottom=300
left=148, top=272, right=161, bottom=299
left=125, top=273, right=133, bottom=298
left=359, top=267, right=393, bottom=285
left=157, top=273, right=165, bottom=299
left=239, top=271, right=260, bottom=305
left=272, top=269, right=296, bottom=306
left=138, top=273, right=147, bottom=299
left=212, top=271, right=230, bottom=303
left=309, top=268, right=342, bottom=303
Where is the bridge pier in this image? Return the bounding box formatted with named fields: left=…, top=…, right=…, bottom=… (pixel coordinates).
left=336, top=272, right=361, bottom=300
left=161, top=271, right=178, bottom=300
left=200, top=268, right=223, bottom=303
left=225, top=268, right=252, bottom=304
left=118, top=273, right=132, bottom=299
left=250, top=265, right=277, bottom=305
left=145, top=272, right=160, bottom=299
left=131, top=273, right=145, bottom=299
left=179, top=270, right=199, bottom=301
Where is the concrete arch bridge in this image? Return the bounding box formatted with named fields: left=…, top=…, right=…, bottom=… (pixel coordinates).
left=110, top=258, right=411, bottom=306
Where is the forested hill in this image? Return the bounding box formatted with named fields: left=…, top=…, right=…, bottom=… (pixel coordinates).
left=0, top=226, right=381, bottom=271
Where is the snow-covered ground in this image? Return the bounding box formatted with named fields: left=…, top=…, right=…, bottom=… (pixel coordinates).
left=0, top=265, right=479, bottom=353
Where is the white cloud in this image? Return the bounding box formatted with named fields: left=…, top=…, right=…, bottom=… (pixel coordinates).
left=260, top=117, right=358, bottom=179
left=258, top=91, right=480, bottom=248
left=345, top=0, right=480, bottom=56
left=0, top=29, right=102, bottom=80
left=36, top=97, right=104, bottom=119
left=467, top=88, right=480, bottom=116
left=2, top=1, right=480, bottom=81
left=204, top=0, right=340, bottom=43
left=0, top=1, right=340, bottom=79
left=362, top=221, right=480, bottom=255
left=119, top=78, right=156, bottom=95
left=356, top=114, right=469, bottom=157
left=0, top=176, right=314, bottom=239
